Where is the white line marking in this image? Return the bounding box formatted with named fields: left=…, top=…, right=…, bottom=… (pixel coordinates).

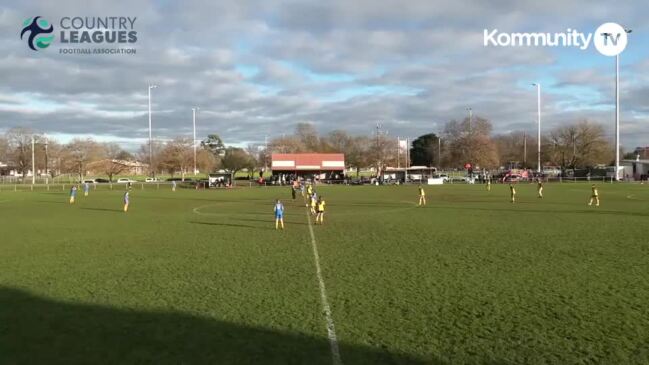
left=305, top=209, right=343, bottom=365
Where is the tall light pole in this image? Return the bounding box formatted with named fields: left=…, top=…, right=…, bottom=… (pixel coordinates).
left=148, top=84, right=157, bottom=177
left=467, top=107, right=473, bottom=133
left=44, top=134, right=49, bottom=184
left=615, top=28, right=632, bottom=181
left=532, top=83, right=541, bottom=173
left=31, top=135, right=36, bottom=185
left=192, top=107, right=199, bottom=175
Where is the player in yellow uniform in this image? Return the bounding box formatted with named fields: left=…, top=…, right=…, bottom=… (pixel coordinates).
left=537, top=180, right=544, bottom=198
left=418, top=185, right=426, bottom=206
left=588, top=184, right=600, bottom=207
left=486, top=178, right=491, bottom=192
left=306, top=184, right=313, bottom=207
left=315, top=197, right=326, bottom=224
left=509, top=183, right=516, bottom=203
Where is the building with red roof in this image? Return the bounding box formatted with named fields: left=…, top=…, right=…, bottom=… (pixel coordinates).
left=271, top=153, right=345, bottom=179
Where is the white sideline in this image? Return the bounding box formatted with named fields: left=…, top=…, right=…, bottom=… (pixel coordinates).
left=305, top=209, right=343, bottom=365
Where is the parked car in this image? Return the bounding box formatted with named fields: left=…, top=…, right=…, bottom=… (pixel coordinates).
left=82, top=179, right=96, bottom=184
left=503, top=174, right=522, bottom=182
left=144, top=177, right=160, bottom=183
left=95, top=178, right=110, bottom=183
left=116, top=178, right=136, bottom=184
left=433, top=174, right=449, bottom=182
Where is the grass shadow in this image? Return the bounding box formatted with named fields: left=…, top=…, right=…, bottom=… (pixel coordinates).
left=190, top=221, right=273, bottom=230
left=80, top=207, right=124, bottom=213
left=236, top=217, right=309, bottom=226
left=430, top=205, right=649, bottom=217
left=0, top=286, right=432, bottom=364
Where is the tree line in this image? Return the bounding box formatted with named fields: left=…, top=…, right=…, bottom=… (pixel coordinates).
left=0, top=118, right=624, bottom=181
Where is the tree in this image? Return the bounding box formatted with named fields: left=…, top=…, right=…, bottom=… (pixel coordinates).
left=136, top=140, right=164, bottom=176
left=201, top=134, right=226, bottom=158
left=494, top=131, right=531, bottom=169
left=87, top=143, right=130, bottom=182
left=62, top=138, right=103, bottom=180
left=5, top=127, right=34, bottom=177
left=545, top=120, right=612, bottom=170
left=410, top=133, right=441, bottom=167
left=196, top=149, right=219, bottom=173
left=443, top=116, right=498, bottom=169
left=159, top=137, right=193, bottom=179
left=295, top=122, right=320, bottom=151
left=0, top=135, right=9, bottom=164
left=221, top=147, right=252, bottom=178
left=269, top=135, right=305, bottom=153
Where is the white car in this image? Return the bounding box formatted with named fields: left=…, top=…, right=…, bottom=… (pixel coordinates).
left=116, top=178, right=135, bottom=184
left=144, top=177, right=160, bottom=183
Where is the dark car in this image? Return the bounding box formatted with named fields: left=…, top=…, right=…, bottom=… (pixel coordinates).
left=95, top=178, right=110, bottom=183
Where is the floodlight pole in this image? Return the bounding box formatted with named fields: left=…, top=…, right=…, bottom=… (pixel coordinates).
left=614, top=28, right=631, bottom=181
left=148, top=84, right=157, bottom=177
left=192, top=107, right=199, bottom=175
left=533, top=83, right=541, bottom=173
left=44, top=134, right=48, bottom=184
left=31, top=135, right=35, bottom=185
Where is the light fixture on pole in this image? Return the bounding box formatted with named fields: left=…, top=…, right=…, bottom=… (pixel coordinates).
left=614, top=27, right=632, bottom=181
left=192, top=107, right=199, bottom=175
left=532, top=83, right=541, bottom=173
left=148, top=84, right=158, bottom=177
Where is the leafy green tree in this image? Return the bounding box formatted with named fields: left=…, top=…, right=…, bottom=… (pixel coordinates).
left=410, top=133, right=440, bottom=167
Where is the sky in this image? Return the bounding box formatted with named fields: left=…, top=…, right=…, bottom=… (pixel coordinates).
left=0, top=0, right=648, bottom=151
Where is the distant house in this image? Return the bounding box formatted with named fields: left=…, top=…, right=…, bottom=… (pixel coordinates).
left=622, top=158, right=649, bottom=181
left=271, top=153, right=345, bottom=179
left=86, top=159, right=149, bottom=176
left=0, top=161, right=8, bottom=176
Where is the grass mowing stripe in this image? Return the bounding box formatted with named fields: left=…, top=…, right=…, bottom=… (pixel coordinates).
left=305, top=206, right=343, bottom=365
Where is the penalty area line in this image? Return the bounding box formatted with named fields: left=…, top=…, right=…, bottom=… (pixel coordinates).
left=304, top=208, right=343, bottom=365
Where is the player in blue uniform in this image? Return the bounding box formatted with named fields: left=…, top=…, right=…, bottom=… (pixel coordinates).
left=69, top=185, right=78, bottom=204
left=274, top=199, right=285, bottom=230
left=123, top=191, right=130, bottom=212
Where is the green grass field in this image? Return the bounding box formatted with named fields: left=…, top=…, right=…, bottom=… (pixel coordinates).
left=1, top=183, right=648, bottom=364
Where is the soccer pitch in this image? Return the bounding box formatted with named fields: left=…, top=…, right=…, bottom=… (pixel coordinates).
left=1, top=183, right=648, bottom=364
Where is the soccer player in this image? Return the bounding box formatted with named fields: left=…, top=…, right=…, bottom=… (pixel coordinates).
left=274, top=199, right=285, bottom=230
left=307, top=183, right=313, bottom=197
left=123, top=191, right=130, bottom=212
left=486, top=178, right=491, bottom=192
left=69, top=185, right=78, bottom=204
left=509, top=183, right=516, bottom=203
left=418, top=185, right=426, bottom=206
left=537, top=179, right=544, bottom=198
left=83, top=182, right=90, bottom=197
left=315, top=196, right=326, bottom=224
left=310, top=191, right=318, bottom=215
left=172, top=180, right=177, bottom=192
left=588, top=184, right=600, bottom=207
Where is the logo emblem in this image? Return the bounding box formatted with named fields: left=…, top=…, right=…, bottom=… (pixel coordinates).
left=593, top=22, right=628, bottom=56
left=21, top=16, right=54, bottom=51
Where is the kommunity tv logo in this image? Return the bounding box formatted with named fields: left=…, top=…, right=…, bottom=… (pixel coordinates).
left=21, top=16, right=54, bottom=51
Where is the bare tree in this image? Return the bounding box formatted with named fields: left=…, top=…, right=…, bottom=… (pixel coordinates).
left=159, top=137, right=193, bottom=180
left=6, top=127, right=35, bottom=177
left=545, top=120, right=612, bottom=170
left=443, top=116, right=498, bottom=169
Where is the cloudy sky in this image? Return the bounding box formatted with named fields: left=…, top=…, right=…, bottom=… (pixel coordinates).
left=1, top=0, right=648, bottom=151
